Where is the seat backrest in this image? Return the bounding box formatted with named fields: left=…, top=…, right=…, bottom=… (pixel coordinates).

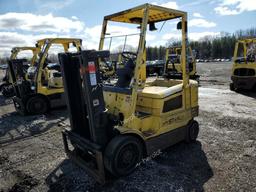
left=116, top=59, right=135, bottom=88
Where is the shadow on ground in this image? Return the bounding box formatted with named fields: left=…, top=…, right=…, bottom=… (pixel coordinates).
left=234, top=90, right=256, bottom=99
left=45, top=141, right=213, bottom=192
left=0, top=94, right=13, bottom=106
left=0, top=109, right=68, bottom=145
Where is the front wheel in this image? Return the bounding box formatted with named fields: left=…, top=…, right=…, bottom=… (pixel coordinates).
left=104, top=135, right=143, bottom=177
left=26, top=96, right=49, bottom=115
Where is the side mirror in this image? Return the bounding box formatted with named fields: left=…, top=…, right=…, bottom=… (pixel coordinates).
left=149, top=22, right=157, bottom=31
left=177, top=21, right=187, bottom=32
left=177, top=21, right=182, bottom=30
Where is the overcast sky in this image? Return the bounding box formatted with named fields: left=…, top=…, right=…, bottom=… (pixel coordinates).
left=0, top=0, right=255, bottom=57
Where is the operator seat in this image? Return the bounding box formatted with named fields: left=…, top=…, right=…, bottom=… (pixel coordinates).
left=103, top=58, right=134, bottom=94
left=116, top=58, right=135, bottom=88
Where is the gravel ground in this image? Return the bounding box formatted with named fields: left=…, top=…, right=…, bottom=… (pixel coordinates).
left=0, top=62, right=256, bottom=192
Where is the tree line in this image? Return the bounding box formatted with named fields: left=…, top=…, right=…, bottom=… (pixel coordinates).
left=146, top=27, right=256, bottom=60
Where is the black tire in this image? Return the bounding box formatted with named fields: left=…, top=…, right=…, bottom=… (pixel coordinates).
left=104, top=135, right=143, bottom=177
left=26, top=96, right=49, bottom=114
left=2, top=84, right=15, bottom=97
left=187, top=120, right=199, bottom=142
left=229, top=83, right=235, bottom=91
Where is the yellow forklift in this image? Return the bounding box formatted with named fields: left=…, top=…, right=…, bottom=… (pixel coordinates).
left=0, top=47, right=40, bottom=97
left=10, top=38, right=82, bottom=115
left=164, top=46, right=199, bottom=81
left=230, top=38, right=256, bottom=91
left=60, top=4, right=199, bottom=183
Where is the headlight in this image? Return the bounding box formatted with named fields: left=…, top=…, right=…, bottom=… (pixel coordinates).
left=31, top=86, right=35, bottom=90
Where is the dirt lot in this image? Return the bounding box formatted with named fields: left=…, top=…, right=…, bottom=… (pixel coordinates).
left=0, top=62, right=255, bottom=192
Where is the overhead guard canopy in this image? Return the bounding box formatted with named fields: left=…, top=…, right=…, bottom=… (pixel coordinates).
left=237, top=38, right=256, bottom=44
left=104, top=3, right=186, bottom=24
left=11, top=47, right=38, bottom=52
left=36, top=38, right=82, bottom=46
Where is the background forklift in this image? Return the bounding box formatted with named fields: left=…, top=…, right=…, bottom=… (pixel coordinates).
left=0, top=46, right=40, bottom=97
left=230, top=38, right=256, bottom=92
left=10, top=38, right=82, bottom=115
left=60, top=4, right=199, bottom=183
left=164, top=46, right=200, bottom=81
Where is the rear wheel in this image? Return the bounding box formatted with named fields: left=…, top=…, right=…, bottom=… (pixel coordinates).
left=187, top=120, right=199, bottom=142
left=104, top=135, right=143, bottom=177
left=26, top=96, right=49, bottom=114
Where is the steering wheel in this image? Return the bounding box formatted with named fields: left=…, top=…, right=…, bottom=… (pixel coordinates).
left=121, top=51, right=137, bottom=60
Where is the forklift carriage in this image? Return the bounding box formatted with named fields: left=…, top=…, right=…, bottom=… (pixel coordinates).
left=8, top=59, right=35, bottom=115
left=0, top=47, right=39, bottom=98
left=60, top=4, right=199, bottom=183
left=60, top=50, right=113, bottom=183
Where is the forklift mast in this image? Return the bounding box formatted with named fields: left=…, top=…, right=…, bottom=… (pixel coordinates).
left=59, top=50, right=116, bottom=183
left=59, top=50, right=113, bottom=146
left=8, top=59, right=32, bottom=98
left=6, top=47, right=40, bottom=84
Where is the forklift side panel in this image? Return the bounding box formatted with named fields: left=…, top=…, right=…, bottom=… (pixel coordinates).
left=145, top=123, right=188, bottom=155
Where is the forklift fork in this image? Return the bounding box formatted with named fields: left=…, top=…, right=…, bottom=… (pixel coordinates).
left=62, top=130, right=106, bottom=183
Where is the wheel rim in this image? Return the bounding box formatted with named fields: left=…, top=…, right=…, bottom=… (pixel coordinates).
left=34, top=101, right=43, bottom=111
left=116, top=143, right=140, bottom=173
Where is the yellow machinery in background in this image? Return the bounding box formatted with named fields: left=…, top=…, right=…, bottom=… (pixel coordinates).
left=60, top=4, right=199, bottom=183
left=230, top=38, right=256, bottom=91
left=0, top=47, right=40, bottom=97
left=9, top=38, right=82, bottom=115
left=165, top=46, right=199, bottom=81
